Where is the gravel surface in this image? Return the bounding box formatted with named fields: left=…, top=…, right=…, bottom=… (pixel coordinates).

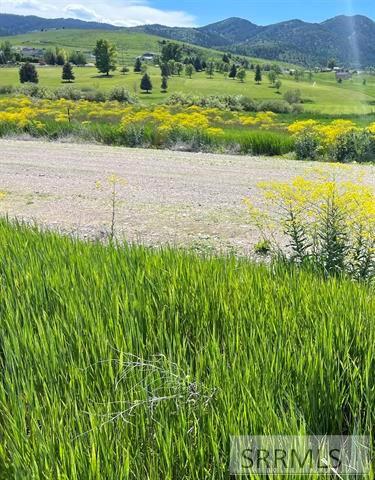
left=1, top=139, right=374, bottom=254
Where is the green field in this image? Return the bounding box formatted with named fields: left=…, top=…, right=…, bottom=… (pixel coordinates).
left=2, top=28, right=375, bottom=114
left=0, top=219, right=373, bottom=478
left=1, top=65, right=375, bottom=114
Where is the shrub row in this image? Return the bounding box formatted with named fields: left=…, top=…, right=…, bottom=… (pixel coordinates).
left=295, top=130, right=375, bottom=163
left=166, top=93, right=304, bottom=114
left=0, top=84, right=136, bottom=103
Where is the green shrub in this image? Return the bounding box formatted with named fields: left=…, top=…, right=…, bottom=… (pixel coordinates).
left=257, top=100, right=292, bottom=114
left=0, top=85, right=14, bottom=95
left=53, top=86, right=82, bottom=100
left=108, top=86, right=134, bottom=103
left=331, top=129, right=375, bottom=163
left=294, top=132, right=321, bottom=160
left=119, top=124, right=146, bottom=147
left=283, top=89, right=302, bottom=105
left=17, top=84, right=50, bottom=98
left=166, top=93, right=305, bottom=115
left=238, top=96, right=258, bottom=112
left=85, top=90, right=108, bottom=102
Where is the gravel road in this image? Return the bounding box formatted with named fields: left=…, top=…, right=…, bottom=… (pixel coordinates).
left=1, top=139, right=374, bottom=254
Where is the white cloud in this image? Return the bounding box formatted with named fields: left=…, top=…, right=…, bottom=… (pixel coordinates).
left=2, top=0, right=197, bottom=27
left=9, top=0, right=53, bottom=11
left=64, top=4, right=101, bottom=21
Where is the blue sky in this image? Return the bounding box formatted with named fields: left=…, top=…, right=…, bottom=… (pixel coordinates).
left=1, top=0, right=374, bottom=27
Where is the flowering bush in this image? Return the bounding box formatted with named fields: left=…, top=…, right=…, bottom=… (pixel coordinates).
left=245, top=166, right=375, bottom=281
left=288, top=119, right=375, bottom=162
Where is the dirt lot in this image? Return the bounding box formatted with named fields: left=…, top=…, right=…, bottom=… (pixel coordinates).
left=1, top=139, right=374, bottom=254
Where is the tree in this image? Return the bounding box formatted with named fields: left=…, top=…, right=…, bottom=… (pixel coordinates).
left=175, top=62, right=184, bottom=76
left=160, top=63, right=170, bottom=77
left=160, top=42, right=182, bottom=63
left=255, top=64, right=262, bottom=84
left=69, top=51, right=87, bottom=65
left=161, top=76, right=168, bottom=92
left=193, top=57, right=202, bottom=72
left=268, top=70, right=277, bottom=85
left=237, top=68, right=247, bottom=83
left=222, top=53, right=230, bottom=63
left=19, top=63, right=38, bottom=84
left=94, top=39, right=116, bottom=76
left=62, top=62, right=75, bottom=82
left=134, top=58, right=142, bottom=73
left=185, top=64, right=194, bottom=78
left=327, top=58, right=336, bottom=70
left=55, top=48, right=67, bottom=66
left=206, top=62, right=214, bottom=78
left=229, top=64, right=237, bottom=80
left=0, top=41, right=13, bottom=64
left=167, top=60, right=176, bottom=75
left=120, top=65, right=129, bottom=75
left=44, top=49, right=57, bottom=65
left=140, top=73, right=152, bottom=93
left=275, top=79, right=282, bottom=93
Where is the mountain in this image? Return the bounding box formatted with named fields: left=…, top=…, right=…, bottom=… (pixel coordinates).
left=0, top=13, right=116, bottom=36
left=198, top=17, right=260, bottom=44
left=132, top=15, right=375, bottom=66
left=131, top=24, right=227, bottom=48
left=321, top=15, right=375, bottom=66
left=232, top=19, right=345, bottom=65
left=1, top=13, right=375, bottom=66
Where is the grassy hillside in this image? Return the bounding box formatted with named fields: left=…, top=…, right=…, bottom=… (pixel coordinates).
left=1, top=65, right=375, bottom=114
left=0, top=28, right=294, bottom=68
left=0, top=219, right=373, bottom=478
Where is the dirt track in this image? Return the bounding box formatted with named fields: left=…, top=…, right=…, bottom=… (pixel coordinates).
left=1, top=139, right=374, bottom=253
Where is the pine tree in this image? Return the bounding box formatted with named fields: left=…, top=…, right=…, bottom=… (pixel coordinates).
left=229, top=64, right=237, bottom=80
left=94, top=39, right=116, bottom=76
left=140, top=73, right=152, bottom=93
left=62, top=62, right=75, bottom=82
left=19, top=63, right=38, bottom=84
left=161, top=76, right=168, bottom=92
left=255, top=64, right=262, bottom=84
left=134, top=58, right=142, bottom=73
left=193, top=57, right=202, bottom=72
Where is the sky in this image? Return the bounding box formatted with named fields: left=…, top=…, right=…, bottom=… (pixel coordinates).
left=1, top=0, right=374, bottom=27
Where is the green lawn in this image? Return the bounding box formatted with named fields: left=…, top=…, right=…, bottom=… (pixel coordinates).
left=1, top=65, right=375, bottom=114
left=0, top=219, right=373, bottom=478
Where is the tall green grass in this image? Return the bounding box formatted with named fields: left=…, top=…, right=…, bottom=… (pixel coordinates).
left=0, top=220, right=373, bottom=479
left=223, top=129, right=295, bottom=155
left=0, top=120, right=295, bottom=156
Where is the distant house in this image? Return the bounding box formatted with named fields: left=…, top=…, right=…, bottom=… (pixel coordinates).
left=335, top=71, right=352, bottom=81
left=137, top=52, right=157, bottom=62
left=17, top=47, right=45, bottom=59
